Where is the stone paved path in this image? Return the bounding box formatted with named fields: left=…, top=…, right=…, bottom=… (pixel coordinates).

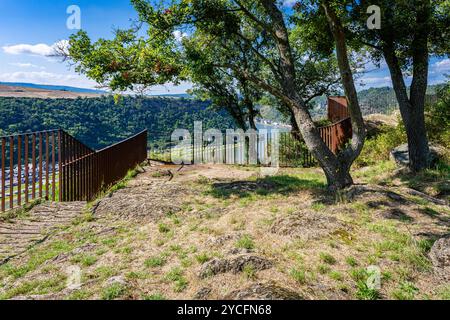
left=0, top=202, right=86, bottom=264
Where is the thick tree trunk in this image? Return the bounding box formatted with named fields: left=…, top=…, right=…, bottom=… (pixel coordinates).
left=288, top=108, right=303, bottom=141
left=383, top=45, right=431, bottom=172
left=259, top=0, right=359, bottom=190
left=290, top=104, right=354, bottom=190
left=380, top=1, right=431, bottom=172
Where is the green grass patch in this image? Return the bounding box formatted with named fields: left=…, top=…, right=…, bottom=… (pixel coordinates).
left=235, top=235, right=255, bottom=250
left=144, top=256, right=166, bottom=268
left=102, top=283, right=127, bottom=300
left=319, top=252, right=337, bottom=265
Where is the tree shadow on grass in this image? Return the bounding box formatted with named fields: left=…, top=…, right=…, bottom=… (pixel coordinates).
left=206, top=174, right=326, bottom=199
left=393, top=164, right=450, bottom=201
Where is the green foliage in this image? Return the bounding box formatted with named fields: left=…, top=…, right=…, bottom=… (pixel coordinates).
left=426, top=83, right=450, bottom=152
left=0, top=96, right=235, bottom=150
left=355, top=123, right=407, bottom=167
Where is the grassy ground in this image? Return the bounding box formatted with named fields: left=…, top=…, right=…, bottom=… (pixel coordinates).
left=0, top=161, right=448, bottom=300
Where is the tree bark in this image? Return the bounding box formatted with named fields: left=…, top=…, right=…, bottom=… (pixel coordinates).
left=322, top=3, right=366, bottom=167
left=257, top=0, right=362, bottom=190
left=381, top=1, right=431, bottom=171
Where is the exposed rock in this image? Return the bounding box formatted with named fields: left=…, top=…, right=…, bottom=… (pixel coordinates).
left=199, top=255, right=272, bottom=278
left=228, top=248, right=253, bottom=255
left=105, top=275, right=128, bottom=287
left=94, top=181, right=190, bottom=221
left=193, top=287, right=212, bottom=300
left=429, top=234, right=450, bottom=281
left=270, top=210, right=343, bottom=240
left=390, top=143, right=440, bottom=167
left=212, top=181, right=276, bottom=193
left=345, top=185, right=409, bottom=204
left=379, top=208, right=412, bottom=221
left=207, top=233, right=241, bottom=247
left=224, top=282, right=304, bottom=300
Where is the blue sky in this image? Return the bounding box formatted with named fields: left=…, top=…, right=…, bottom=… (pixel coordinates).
left=0, top=0, right=448, bottom=94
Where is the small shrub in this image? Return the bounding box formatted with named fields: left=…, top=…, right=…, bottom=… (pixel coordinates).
left=346, top=257, right=358, bottom=267
left=102, top=283, right=126, bottom=300
left=392, top=281, right=419, bottom=300
left=356, top=281, right=380, bottom=300
left=243, top=264, right=257, bottom=280
left=317, top=265, right=331, bottom=274
left=165, top=267, right=188, bottom=292
left=144, top=256, right=166, bottom=268
left=158, top=223, right=170, bottom=233
left=320, top=252, right=336, bottom=265
left=235, top=235, right=255, bottom=250
left=290, top=267, right=307, bottom=284
left=355, top=122, right=407, bottom=167
left=143, top=293, right=166, bottom=300
left=195, top=253, right=211, bottom=264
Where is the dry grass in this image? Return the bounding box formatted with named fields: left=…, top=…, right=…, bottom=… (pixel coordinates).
left=0, top=162, right=448, bottom=300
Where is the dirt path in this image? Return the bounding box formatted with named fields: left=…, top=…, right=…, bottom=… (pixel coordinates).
left=0, top=202, right=86, bottom=265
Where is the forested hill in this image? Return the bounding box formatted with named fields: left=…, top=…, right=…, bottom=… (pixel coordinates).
left=0, top=96, right=235, bottom=149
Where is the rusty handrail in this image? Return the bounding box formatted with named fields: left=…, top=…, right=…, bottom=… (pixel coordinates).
left=59, top=130, right=147, bottom=202
left=0, top=130, right=60, bottom=212
left=1, top=129, right=148, bottom=211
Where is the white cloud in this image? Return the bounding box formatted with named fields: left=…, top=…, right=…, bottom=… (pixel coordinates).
left=358, top=76, right=393, bottom=88
left=0, top=71, right=96, bottom=88
left=433, top=58, right=450, bottom=72
left=2, top=40, right=69, bottom=57
left=9, top=62, right=45, bottom=69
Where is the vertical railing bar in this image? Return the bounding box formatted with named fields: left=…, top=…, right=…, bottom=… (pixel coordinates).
left=38, top=132, right=43, bottom=198
left=45, top=132, right=50, bottom=200
left=1, top=138, right=5, bottom=212
left=58, top=130, right=63, bottom=202
left=71, top=136, right=75, bottom=201
left=31, top=133, right=36, bottom=200
left=9, top=136, right=14, bottom=210
left=52, top=132, right=56, bottom=201
left=17, top=136, right=22, bottom=206
left=25, top=135, right=29, bottom=204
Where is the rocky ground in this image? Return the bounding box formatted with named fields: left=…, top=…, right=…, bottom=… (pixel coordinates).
left=0, top=161, right=448, bottom=300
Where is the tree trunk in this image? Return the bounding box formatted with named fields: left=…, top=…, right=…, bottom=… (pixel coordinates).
left=380, top=1, right=431, bottom=172
left=290, top=104, right=354, bottom=190
left=383, top=45, right=431, bottom=172
left=322, top=2, right=366, bottom=163
left=259, top=0, right=362, bottom=190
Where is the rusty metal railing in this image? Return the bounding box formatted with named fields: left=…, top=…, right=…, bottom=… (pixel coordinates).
left=60, top=130, right=148, bottom=202
left=1, top=129, right=148, bottom=212
left=0, top=130, right=60, bottom=212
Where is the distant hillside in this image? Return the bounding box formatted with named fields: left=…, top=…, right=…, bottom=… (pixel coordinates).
left=0, top=84, right=103, bottom=99
left=0, top=82, right=105, bottom=94
left=0, top=96, right=236, bottom=150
